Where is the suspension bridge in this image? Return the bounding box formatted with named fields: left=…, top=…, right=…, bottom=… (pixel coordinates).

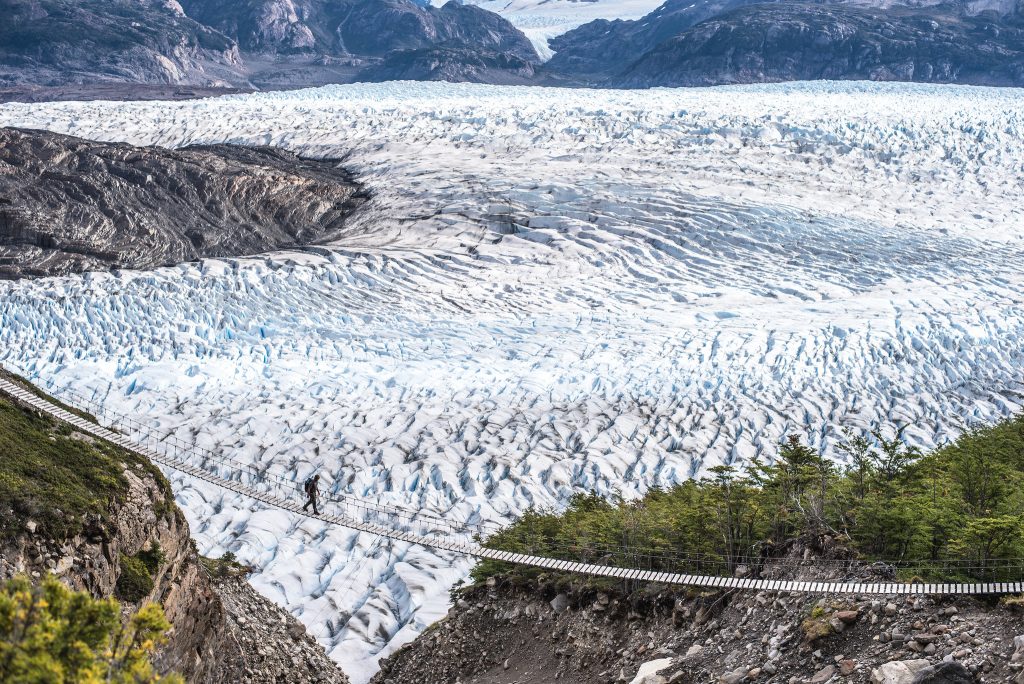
left=3, top=374, right=1023, bottom=597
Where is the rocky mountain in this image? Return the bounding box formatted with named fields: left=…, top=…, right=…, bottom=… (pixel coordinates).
left=0, top=127, right=367, bottom=278
left=609, top=3, right=1024, bottom=87
left=0, top=370, right=349, bottom=683
left=360, top=46, right=538, bottom=83
left=373, top=536, right=1024, bottom=684
left=545, top=0, right=763, bottom=80
left=0, top=0, right=244, bottom=87
left=180, top=0, right=537, bottom=59
left=544, top=0, right=1024, bottom=87
left=0, top=0, right=539, bottom=94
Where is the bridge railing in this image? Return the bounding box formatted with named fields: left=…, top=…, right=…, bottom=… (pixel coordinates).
left=18, top=376, right=1024, bottom=587
left=31, top=378, right=504, bottom=549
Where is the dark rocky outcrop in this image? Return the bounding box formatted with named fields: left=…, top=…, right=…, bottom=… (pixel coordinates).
left=180, top=0, right=538, bottom=61
left=608, top=3, right=1024, bottom=87
left=0, top=127, right=368, bottom=278
left=545, top=0, right=764, bottom=82
left=360, top=46, right=538, bottom=83
left=0, top=0, right=539, bottom=92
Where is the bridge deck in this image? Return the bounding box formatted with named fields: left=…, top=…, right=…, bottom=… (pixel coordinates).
left=2, top=376, right=1021, bottom=597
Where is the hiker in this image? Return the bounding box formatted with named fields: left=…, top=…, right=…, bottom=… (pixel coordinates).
left=302, top=473, right=321, bottom=515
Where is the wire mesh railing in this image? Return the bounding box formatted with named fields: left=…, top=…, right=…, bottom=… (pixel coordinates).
left=6, top=373, right=1024, bottom=589
left=24, top=377, right=504, bottom=548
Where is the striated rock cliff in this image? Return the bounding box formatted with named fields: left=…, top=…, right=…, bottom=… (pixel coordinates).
left=373, top=537, right=1024, bottom=684
left=0, top=127, right=368, bottom=278
left=0, top=0, right=245, bottom=87
left=360, top=46, right=538, bottom=83
left=609, top=3, right=1024, bottom=88
left=179, top=0, right=539, bottom=61
left=0, top=371, right=349, bottom=683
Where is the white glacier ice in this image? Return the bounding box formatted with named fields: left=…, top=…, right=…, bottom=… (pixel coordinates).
left=1, top=81, right=1024, bottom=682
left=436, top=0, right=668, bottom=60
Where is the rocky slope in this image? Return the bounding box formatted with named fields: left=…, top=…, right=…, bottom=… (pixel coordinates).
left=0, top=370, right=349, bottom=683
left=0, top=0, right=540, bottom=93
left=544, top=0, right=1024, bottom=87
left=180, top=0, right=538, bottom=61
left=0, top=127, right=367, bottom=278
left=545, top=0, right=761, bottom=81
left=373, top=537, right=1024, bottom=684
left=361, top=46, right=538, bottom=83
left=610, top=3, right=1024, bottom=87
left=0, top=0, right=245, bottom=87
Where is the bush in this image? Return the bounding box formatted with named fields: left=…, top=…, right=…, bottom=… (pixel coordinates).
left=473, top=415, right=1024, bottom=585
left=0, top=574, right=182, bottom=683
left=117, top=553, right=155, bottom=602
left=137, top=541, right=166, bottom=575
left=800, top=605, right=833, bottom=642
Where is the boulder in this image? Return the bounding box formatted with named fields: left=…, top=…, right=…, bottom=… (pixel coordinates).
left=1013, top=635, right=1024, bottom=664
left=810, top=664, right=836, bottom=682
left=910, top=662, right=975, bottom=684
left=871, top=659, right=931, bottom=684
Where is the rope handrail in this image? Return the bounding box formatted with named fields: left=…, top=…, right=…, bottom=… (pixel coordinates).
left=4, top=374, right=1024, bottom=596
left=28, top=377, right=504, bottom=540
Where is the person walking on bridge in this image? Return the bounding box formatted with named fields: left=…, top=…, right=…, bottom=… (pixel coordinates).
left=302, top=473, right=321, bottom=515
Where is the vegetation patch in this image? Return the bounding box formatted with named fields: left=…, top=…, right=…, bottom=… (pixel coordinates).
left=474, top=416, right=1024, bottom=586
left=0, top=574, right=182, bottom=683
left=200, top=551, right=252, bottom=579
left=116, top=552, right=156, bottom=603
left=800, top=605, right=834, bottom=642
left=0, top=383, right=173, bottom=543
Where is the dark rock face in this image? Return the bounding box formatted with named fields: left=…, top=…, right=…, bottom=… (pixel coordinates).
left=546, top=0, right=763, bottom=81
left=180, top=0, right=536, bottom=58
left=911, top=661, right=977, bottom=683
left=608, top=3, right=1024, bottom=87
left=360, top=46, right=537, bottom=83
left=0, top=0, right=244, bottom=87
left=0, top=0, right=538, bottom=90
left=176, top=0, right=318, bottom=54
left=0, top=127, right=367, bottom=278
left=178, top=0, right=538, bottom=66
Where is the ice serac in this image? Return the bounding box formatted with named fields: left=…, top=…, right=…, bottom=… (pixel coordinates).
left=0, top=82, right=1022, bottom=682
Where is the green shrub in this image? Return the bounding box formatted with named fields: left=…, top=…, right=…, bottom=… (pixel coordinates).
left=137, top=541, right=166, bottom=575
left=474, top=415, right=1024, bottom=586
left=0, top=574, right=182, bottom=683
left=117, top=553, right=155, bottom=602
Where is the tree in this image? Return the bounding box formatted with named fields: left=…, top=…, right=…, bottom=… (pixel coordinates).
left=950, top=515, right=1024, bottom=579
left=837, top=430, right=874, bottom=501
left=0, top=575, right=182, bottom=684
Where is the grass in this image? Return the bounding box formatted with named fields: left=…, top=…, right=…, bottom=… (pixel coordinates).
left=0, top=382, right=173, bottom=543
left=5, top=371, right=98, bottom=423
left=200, top=551, right=252, bottom=579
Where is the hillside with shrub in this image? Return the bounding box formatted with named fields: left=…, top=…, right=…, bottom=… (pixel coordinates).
left=474, top=417, right=1024, bottom=585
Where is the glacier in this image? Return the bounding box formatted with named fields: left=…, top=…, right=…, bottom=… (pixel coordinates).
left=1, top=81, right=1024, bottom=682
left=433, top=0, right=667, bottom=60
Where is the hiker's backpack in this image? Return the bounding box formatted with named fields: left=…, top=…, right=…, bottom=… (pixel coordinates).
left=303, top=477, right=314, bottom=496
